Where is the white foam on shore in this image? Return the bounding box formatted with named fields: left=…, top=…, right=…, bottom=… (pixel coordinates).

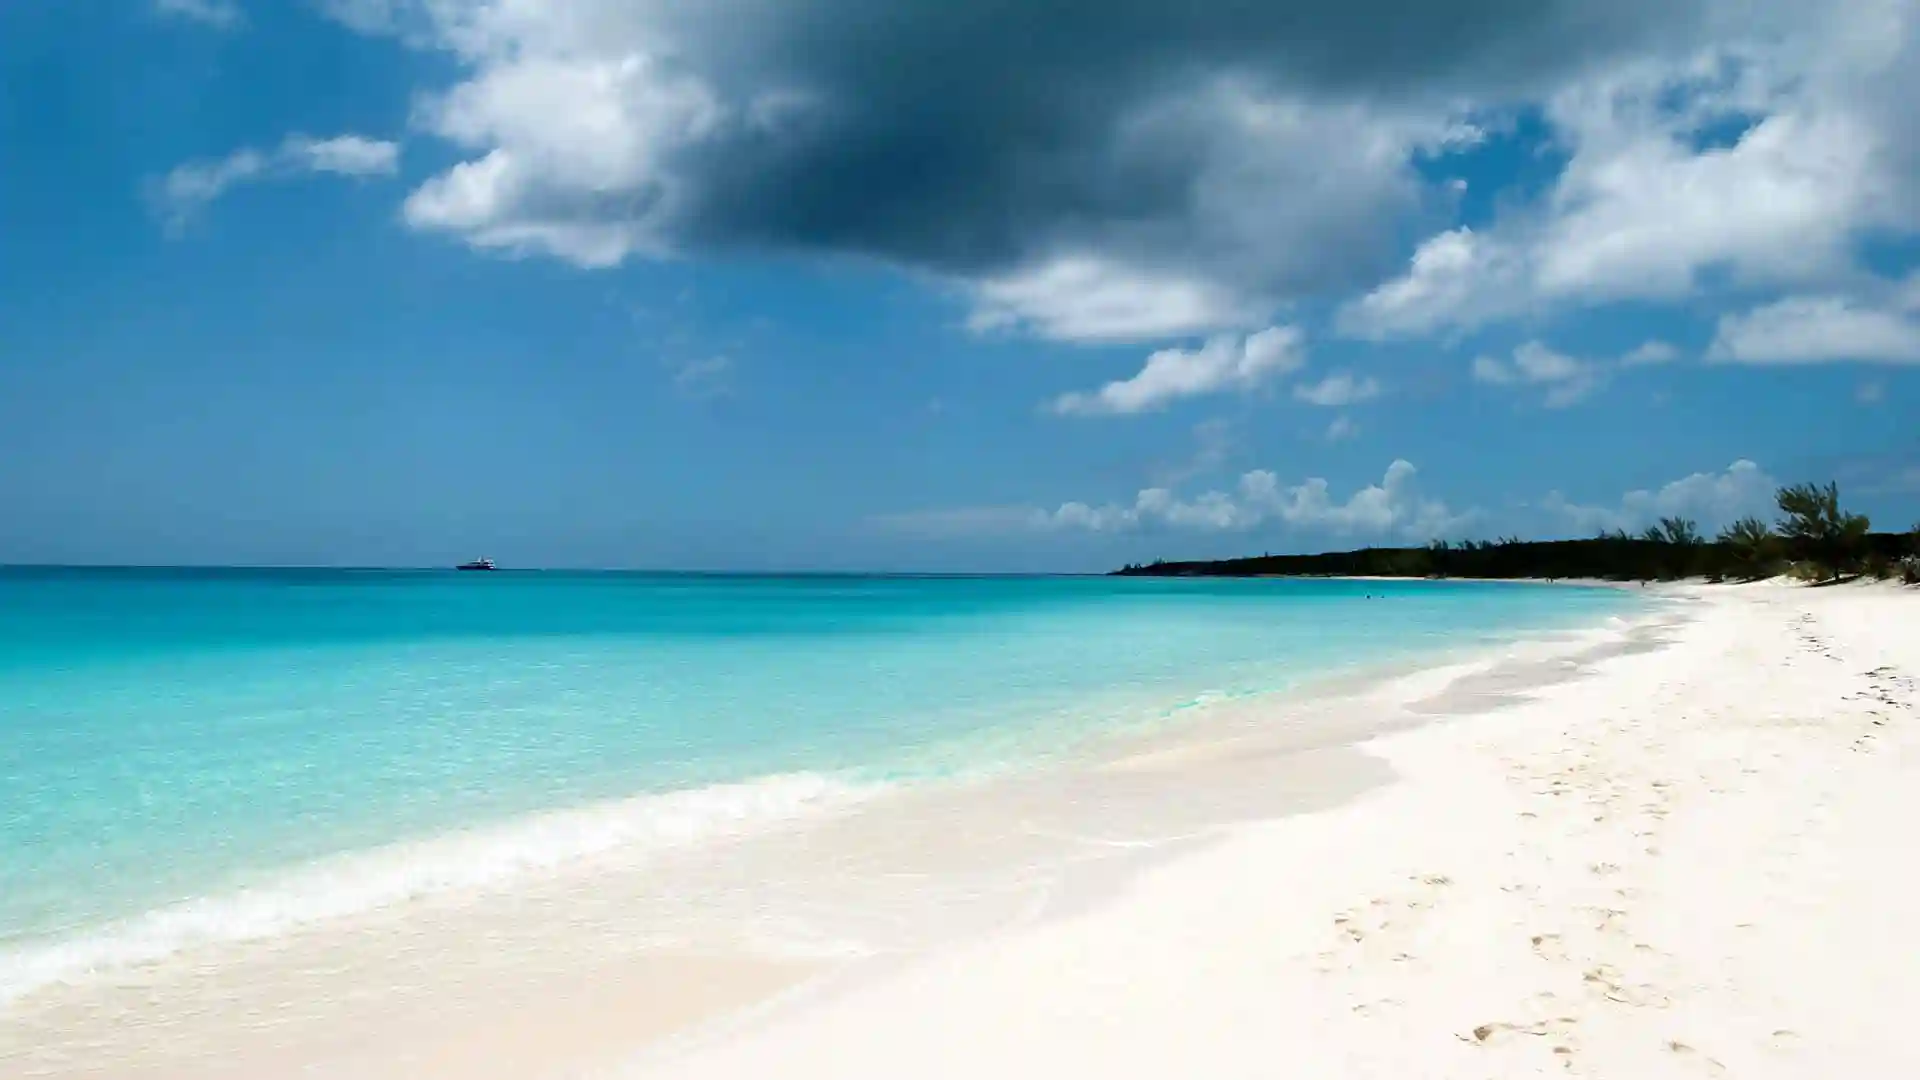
left=0, top=772, right=884, bottom=1005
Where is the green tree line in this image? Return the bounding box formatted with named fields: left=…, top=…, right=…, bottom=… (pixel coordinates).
left=1115, top=482, right=1920, bottom=585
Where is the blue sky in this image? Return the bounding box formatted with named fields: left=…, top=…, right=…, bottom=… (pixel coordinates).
left=2, top=0, right=1916, bottom=571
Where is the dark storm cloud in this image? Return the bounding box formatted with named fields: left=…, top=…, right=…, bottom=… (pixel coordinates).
left=374, top=0, right=1747, bottom=332
left=659, top=0, right=1715, bottom=269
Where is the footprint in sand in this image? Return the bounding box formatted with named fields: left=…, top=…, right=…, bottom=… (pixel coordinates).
left=1465, top=1014, right=1583, bottom=1069
left=1530, top=932, right=1569, bottom=962
left=1666, top=1042, right=1730, bottom=1077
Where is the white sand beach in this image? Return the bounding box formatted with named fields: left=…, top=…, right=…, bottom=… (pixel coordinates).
left=6, top=580, right=1915, bottom=1078
left=629, top=580, right=1919, bottom=1079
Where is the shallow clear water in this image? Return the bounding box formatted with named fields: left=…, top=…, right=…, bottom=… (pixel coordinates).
left=0, top=568, right=1633, bottom=994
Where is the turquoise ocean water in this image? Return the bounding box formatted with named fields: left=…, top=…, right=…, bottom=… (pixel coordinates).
left=0, top=569, right=1633, bottom=998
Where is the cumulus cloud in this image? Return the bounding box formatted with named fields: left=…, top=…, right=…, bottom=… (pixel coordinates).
left=1471, top=341, right=1602, bottom=407
left=1293, top=371, right=1384, bottom=407
left=284, top=134, right=402, bottom=177
left=1326, top=415, right=1360, bottom=441
left=1340, top=8, right=1920, bottom=338
left=151, top=150, right=268, bottom=232
left=1472, top=338, right=1688, bottom=406
left=1545, top=460, right=1778, bottom=535
left=1708, top=294, right=1920, bottom=364
left=155, top=0, right=242, bottom=29
left=884, top=457, right=1801, bottom=551
left=1052, top=326, right=1304, bottom=416
left=320, top=0, right=1767, bottom=342
left=882, top=460, right=1465, bottom=540
left=1342, top=227, right=1515, bottom=339
left=151, top=134, right=401, bottom=231
left=1620, top=340, right=1681, bottom=366
left=969, top=257, right=1272, bottom=344
left=285, top=0, right=1920, bottom=357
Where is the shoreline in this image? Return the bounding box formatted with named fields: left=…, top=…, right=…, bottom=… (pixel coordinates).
left=1257, top=574, right=1662, bottom=593
left=0, top=587, right=1660, bottom=1077
left=1319, top=574, right=1645, bottom=587
left=0, top=575, right=1625, bottom=1001
left=0, top=585, right=1633, bottom=1006
left=633, top=578, right=1920, bottom=1078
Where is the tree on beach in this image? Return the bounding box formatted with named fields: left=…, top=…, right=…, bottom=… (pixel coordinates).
left=1774, top=482, right=1871, bottom=582
left=1716, top=516, right=1778, bottom=580
left=1114, top=480, right=1902, bottom=584
left=1657, top=517, right=1702, bottom=547
left=1640, top=517, right=1702, bottom=578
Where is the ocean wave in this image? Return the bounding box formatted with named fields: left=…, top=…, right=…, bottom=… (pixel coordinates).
left=0, top=772, right=882, bottom=1005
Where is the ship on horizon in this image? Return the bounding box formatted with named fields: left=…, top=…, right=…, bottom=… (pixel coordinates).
left=455, top=558, right=496, bottom=571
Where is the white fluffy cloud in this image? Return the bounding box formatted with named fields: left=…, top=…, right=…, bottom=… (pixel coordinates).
left=1620, top=340, right=1681, bottom=366
left=1293, top=371, right=1383, bottom=407
left=1472, top=338, right=1687, bottom=406
left=885, top=460, right=1463, bottom=540
left=1052, top=327, right=1305, bottom=416
left=1708, top=295, right=1920, bottom=364
left=1342, top=227, right=1513, bottom=339
left=969, top=257, right=1273, bottom=344
left=151, top=134, right=401, bottom=231
left=884, top=457, right=1804, bottom=552
left=285, top=134, right=401, bottom=177
left=401, top=52, right=721, bottom=266
left=1341, top=8, right=1920, bottom=339
left=1056, top=459, right=1461, bottom=538
left=152, top=150, right=268, bottom=231
left=1471, top=341, right=1601, bottom=407
left=1545, top=460, right=1779, bottom=535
